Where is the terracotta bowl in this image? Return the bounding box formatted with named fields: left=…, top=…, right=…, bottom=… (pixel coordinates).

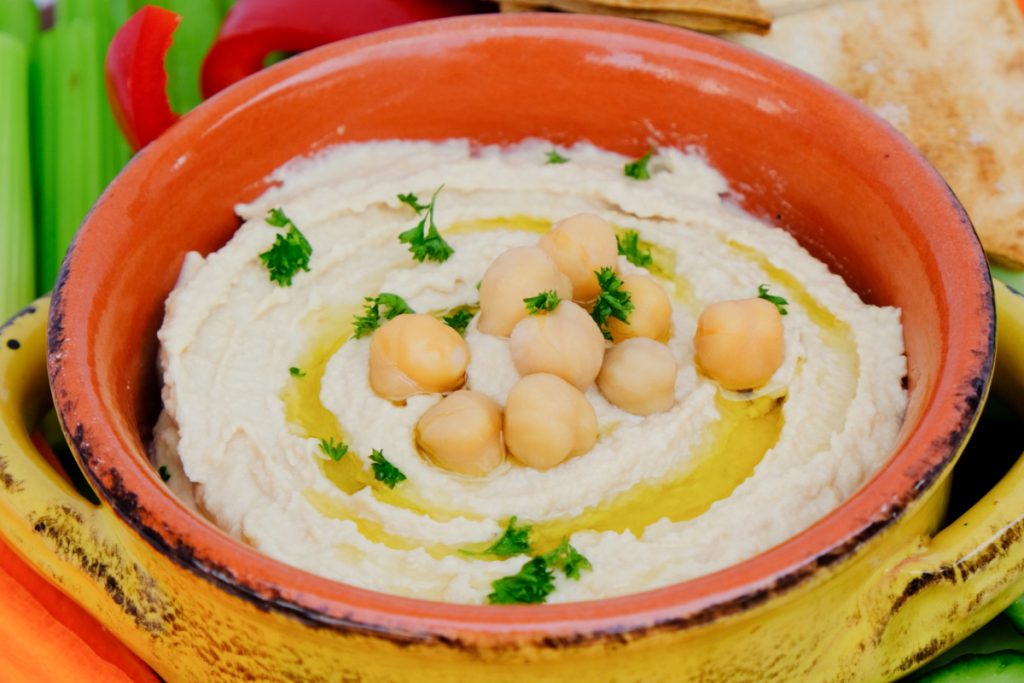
left=34, top=13, right=1001, bottom=681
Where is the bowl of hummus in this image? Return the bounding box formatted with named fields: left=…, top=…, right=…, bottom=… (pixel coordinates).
left=39, top=12, right=996, bottom=682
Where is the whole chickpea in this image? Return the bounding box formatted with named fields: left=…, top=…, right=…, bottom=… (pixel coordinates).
left=369, top=314, right=469, bottom=401
left=477, top=247, right=572, bottom=337
left=504, top=374, right=598, bottom=470
left=538, top=213, right=619, bottom=302
left=415, top=391, right=504, bottom=476
left=597, top=338, right=677, bottom=415
left=607, top=274, right=672, bottom=342
left=694, top=298, right=785, bottom=391
left=509, top=301, right=606, bottom=391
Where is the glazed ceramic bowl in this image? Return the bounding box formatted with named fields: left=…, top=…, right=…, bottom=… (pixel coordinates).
left=0, top=13, right=1010, bottom=682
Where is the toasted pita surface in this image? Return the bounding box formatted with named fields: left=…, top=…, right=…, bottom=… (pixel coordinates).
left=493, top=0, right=772, bottom=34
left=730, top=0, right=1024, bottom=267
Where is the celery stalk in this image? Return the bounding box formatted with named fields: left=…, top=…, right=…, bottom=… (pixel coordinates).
left=149, top=0, right=223, bottom=112
left=30, top=21, right=106, bottom=292
left=0, top=0, right=38, bottom=46
left=0, top=34, right=35, bottom=320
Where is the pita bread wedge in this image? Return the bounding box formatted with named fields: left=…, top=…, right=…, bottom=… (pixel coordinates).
left=729, top=0, right=1024, bottom=267
left=492, top=0, right=772, bottom=34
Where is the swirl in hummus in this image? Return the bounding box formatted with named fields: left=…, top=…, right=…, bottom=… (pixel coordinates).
left=153, top=140, right=907, bottom=604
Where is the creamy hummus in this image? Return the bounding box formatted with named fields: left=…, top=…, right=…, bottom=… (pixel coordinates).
left=154, top=140, right=907, bottom=604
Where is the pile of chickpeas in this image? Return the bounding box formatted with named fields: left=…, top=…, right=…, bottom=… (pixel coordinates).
left=367, top=214, right=785, bottom=477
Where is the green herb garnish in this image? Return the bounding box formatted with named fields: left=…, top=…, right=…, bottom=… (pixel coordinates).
left=318, top=438, right=349, bottom=462
left=523, top=290, right=561, bottom=314
left=397, top=185, right=453, bottom=263
left=443, top=308, right=475, bottom=335
left=259, top=208, right=313, bottom=287
left=464, top=516, right=533, bottom=558
left=487, top=557, right=554, bottom=605
left=289, top=366, right=306, bottom=378
left=543, top=540, right=592, bottom=580
left=545, top=150, right=569, bottom=165
left=353, top=293, right=414, bottom=338
left=623, top=149, right=654, bottom=180
left=616, top=230, right=653, bottom=268
left=757, top=284, right=789, bottom=316
left=158, top=466, right=171, bottom=483
left=370, top=449, right=406, bottom=489
left=590, top=267, right=634, bottom=340
left=397, top=192, right=428, bottom=213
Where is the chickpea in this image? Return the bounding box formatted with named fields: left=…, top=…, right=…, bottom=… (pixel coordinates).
left=369, top=314, right=469, bottom=401
left=509, top=301, right=606, bottom=391
left=694, top=298, right=785, bottom=391
left=597, top=338, right=677, bottom=415
left=504, top=374, right=598, bottom=469
left=415, top=391, right=504, bottom=476
left=477, top=247, right=573, bottom=337
left=607, top=274, right=672, bottom=343
left=538, top=213, right=618, bottom=302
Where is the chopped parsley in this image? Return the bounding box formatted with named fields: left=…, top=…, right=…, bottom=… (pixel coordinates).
left=464, top=516, right=533, bottom=558
left=523, top=290, right=561, bottom=315
left=590, top=267, right=634, bottom=340
left=397, top=185, right=454, bottom=263
left=397, top=192, right=428, bottom=213
left=289, top=366, right=306, bottom=378
left=757, top=284, right=789, bottom=316
left=616, top=230, right=653, bottom=268
left=259, top=208, right=312, bottom=286
left=318, top=438, right=349, bottom=462
left=623, top=149, right=654, bottom=180
left=545, top=150, right=569, bottom=165
left=486, top=541, right=592, bottom=604
left=443, top=307, right=476, bottom=335
left=370, top=449, right=406, bottom=488
left=158, top=465, right=171, bottom=483
left=352, top=293, right=414, bottom=338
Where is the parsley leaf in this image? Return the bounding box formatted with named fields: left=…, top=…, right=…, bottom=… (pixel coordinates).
left=623, top=149, right=654, bottom=180
left=545, top=150, right=569, bottom=165
left=318, top=438, right=349, bottom=462
left=397, top=185, right=454, bottom=263
left=289, top=366, right=306, bottom=378
left=590, top=267, right=634, bottom=340
left=370, top=449, right=406, bottom=488
left=757, top=284, right=789, bottom=316
left=543, top=540, right=592, bottom=580
left=487, top=557, right=555, bottom=605
left=443, top=307, right=476, bottom=335
left=352, top=293, right=414, bottom=338
left=616, top=230, right=653, bottom=268
left=464, top=516, right=533, bottom=558
left=523, top=290, right=561, bottom=315
left=158, top=465, right=171, bottom=483
left=259, top=208, right=313, bottom=287
left=397, top=192, right=428, bottom=213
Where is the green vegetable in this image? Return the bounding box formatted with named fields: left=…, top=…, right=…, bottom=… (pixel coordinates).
left=318, top=438, right=349, bottom=462
left=992, top=265, right=1024, bottom=293
left=158, top=465, right=171, bottom=482
left=0, top=0, right=38, bottom=46
left=370, top=449, right=406, bottom=489
left=260, top=208, right=312, bottom=286
left=591, top=267, right=634, bottom=339
left=916, top=650, right=1024, bottom=682
left=0, top=34, right=35, bottom=321
left=545, top=150, right=569, bottom=165
left=149, top=0, right=222, bottom=113
left=624, top=149, right=653, bottom=180
left=464, top=516, right=533, bottom=558
left=397, top=185, right=453, bottom=263
left=542, top=540, right=592, bottom=580
left=757, top=284, right=789, bottom=316
left=524, top=290, right=561, bottom=315
left=616, top=230, right=652, bottom=268
left=289, top=366, right=306, bottom=378
left=352, top=293, right=414, bottom=338
left=487, top=557, right=554, bottom=605
left=442, top=307, right=475, bottom=335
left=397, top=191, right=428, bottom=213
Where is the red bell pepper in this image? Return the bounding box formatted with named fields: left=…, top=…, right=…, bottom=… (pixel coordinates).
left=105, top=5, right=182, bottom=151
left=200, top=0, right=489, bottom=98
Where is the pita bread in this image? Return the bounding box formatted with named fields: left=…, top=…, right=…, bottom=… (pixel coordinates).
left=729, top=0, right=1024, bottom=267
left=493, top=0, right=772, bottom=34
